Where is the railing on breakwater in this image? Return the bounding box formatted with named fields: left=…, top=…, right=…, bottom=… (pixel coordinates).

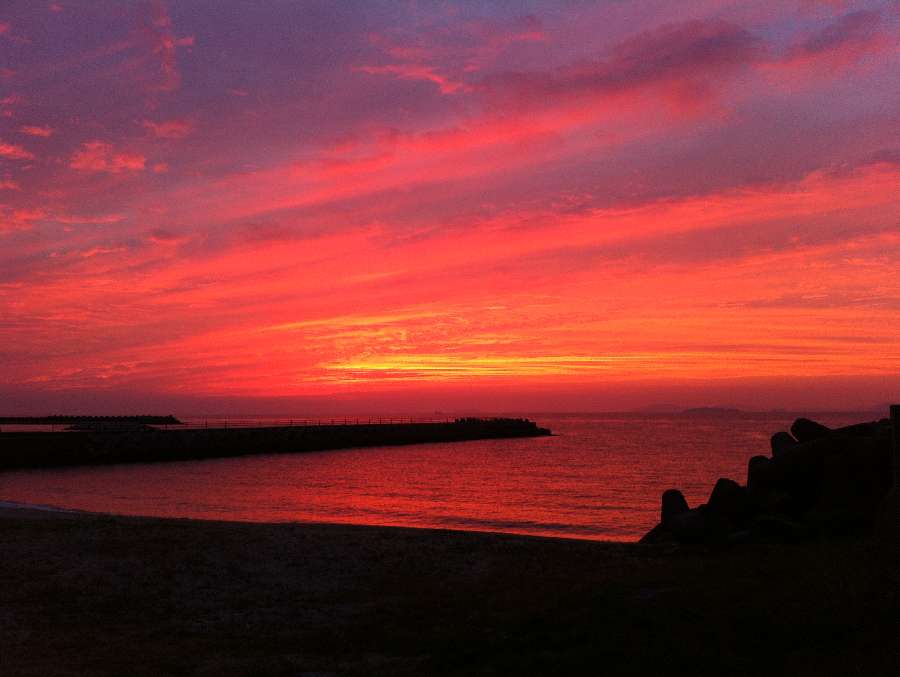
left=171, top=416, right=541, bottom=430
left=169, top=416, right=461, bottom=431
left=0, top=416, right=535, bottom=433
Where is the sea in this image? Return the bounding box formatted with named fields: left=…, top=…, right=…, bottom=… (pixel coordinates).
left=0, top=412, right=878, bottom=542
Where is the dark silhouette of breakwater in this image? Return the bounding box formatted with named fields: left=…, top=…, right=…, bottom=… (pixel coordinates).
left=0, top=415, right=182, bottom=425
left=0, top=418, right=551, bottom=470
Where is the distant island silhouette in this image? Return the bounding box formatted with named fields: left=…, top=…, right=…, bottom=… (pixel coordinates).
left=677, top=407, right=745, bottom=418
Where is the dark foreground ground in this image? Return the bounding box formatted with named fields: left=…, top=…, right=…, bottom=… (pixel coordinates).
left=1, top=508, right=897, bottom=677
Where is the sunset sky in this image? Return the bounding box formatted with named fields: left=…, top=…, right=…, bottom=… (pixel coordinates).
left=1, top=1, right=898, bottom=414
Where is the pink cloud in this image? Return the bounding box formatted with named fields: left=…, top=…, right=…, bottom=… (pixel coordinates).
left=0, top=140, right=34, bottom=160
left=153, top=162, right=170, bottom=173
left=1, top=95, right=23, bottom=119
left=781, top=9, right=885, bottom=68
left=761, top=9, right=892, bottom=88
left=356, top=63, right=469, bottom=94
left=365, top=13, right=546, bottom=89
left=20, top=125, right=54, bottom=137
left=142, top=118, right=193, bottom=139
left=143, top=1, right=192, bottom=92
left=0, top=179, right=20, bottom=190
left=0, top=207, right=45, bottom=234
left=148, top=228, right=185, bottom=244
left=357, top=14, right=545, bottom=98
left=79, top=245, right=128, bottom=258
left=53, top=213, right=123, bottom=225
left=0, top=20, right=30, bottom=45
left=467, top=14, right=545, bottom=48
left=69, top=141, right=146, bottom=173
left=480, top=19, right=765, bottom=114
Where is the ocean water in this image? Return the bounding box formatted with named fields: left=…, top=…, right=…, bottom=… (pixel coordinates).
left=0, top=413, right=872, bottom=541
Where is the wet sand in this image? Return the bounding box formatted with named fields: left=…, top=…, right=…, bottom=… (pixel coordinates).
left=1, top=506, right=897, bottom=676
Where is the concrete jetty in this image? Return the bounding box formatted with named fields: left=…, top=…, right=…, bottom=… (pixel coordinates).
left=0, top=418, right=552, bottom=470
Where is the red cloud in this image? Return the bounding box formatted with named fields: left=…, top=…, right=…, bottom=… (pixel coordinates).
left=356, top=64, right=469, bottom=94
left=360, top=14, right=544, bottom=95
left=69, top=141, right=146, bottom=173
left=20, top=125, right=54, bottom=137
left=141, top=0, right=192, bottom=92
left=143, top=118, right=193, bottom=138
left=79, top=245, right=128, bottom=258
left=0, top=20, right=30, bottom=45
left=0, top=140, right=34, bottom=160
left=53, top=213, right=123, bottom=225
left=0, top=207, right=44, bottom=234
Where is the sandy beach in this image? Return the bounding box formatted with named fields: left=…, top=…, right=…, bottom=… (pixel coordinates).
left=1, top=505, right=897, bottom=676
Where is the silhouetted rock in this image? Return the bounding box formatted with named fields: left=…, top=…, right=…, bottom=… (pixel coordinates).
left=642, top=501, right=729, bottom=545
left=640, top=412, right=895, bottom=546
left=747, top=455, right=773, bottom=493
left=772, top=436, right=845, bottom=511
left=670, top=507, right=725, bottom=544
left=661, top=489, right=689, bottom=523
left=707, top=478, right=750, bottom=525
left=750, top=515, right=810, bottom=543
left=638, top=521, right=675, bottom=544
left=816, top=437, right=892, bottom=518
left=770, top=431, right=797, bottom=457
left=726, top=530, right=751, bottom=544
left=790, top=417, right=831, bottom=443
left=831, top=419, right=888, bottom=438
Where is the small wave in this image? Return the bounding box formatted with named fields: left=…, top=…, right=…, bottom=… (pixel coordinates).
left=0, top=500, right=81, bottom=513
left=431, top=514, right=612, bottom=536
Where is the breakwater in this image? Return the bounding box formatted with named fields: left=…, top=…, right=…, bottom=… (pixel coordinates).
left=0, top=418, right=551, bottom=470
left=0, top=415, right=181, bottom=425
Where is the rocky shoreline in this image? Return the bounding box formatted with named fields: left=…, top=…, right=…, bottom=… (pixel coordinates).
left=641, top=414, right=895, bottom=545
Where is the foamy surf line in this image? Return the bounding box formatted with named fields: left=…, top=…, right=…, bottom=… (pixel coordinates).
left=0, top=500, right=82, bottom=513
